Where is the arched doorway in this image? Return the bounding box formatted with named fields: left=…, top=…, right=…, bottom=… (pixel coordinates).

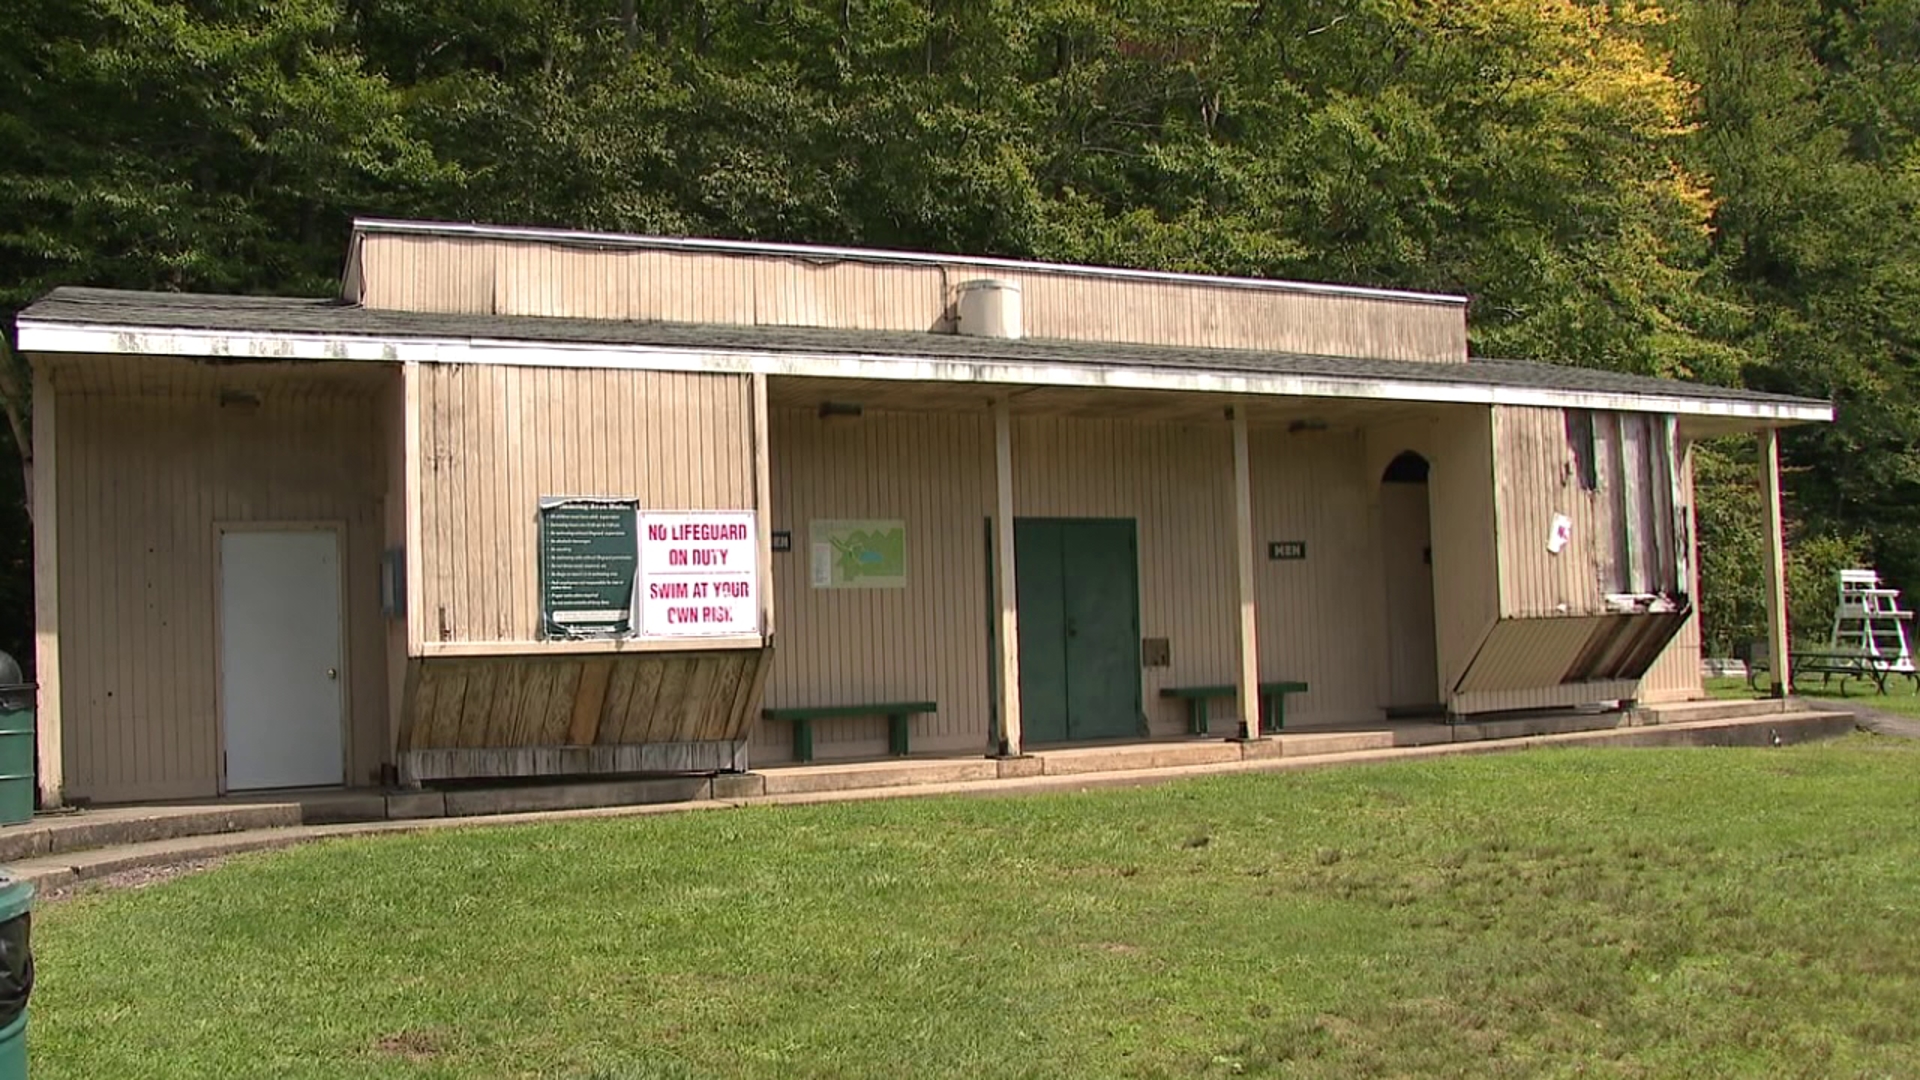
left=1381, top=452, right=1440, bottom=714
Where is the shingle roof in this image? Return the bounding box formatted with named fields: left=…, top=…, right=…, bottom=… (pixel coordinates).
left=18, top=286, right=1830, bottom=413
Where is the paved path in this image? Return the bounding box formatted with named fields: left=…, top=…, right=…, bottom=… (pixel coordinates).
left=1837, top=703, right=1920, bottom=739
left=11, top=707, right=1860, bottom=898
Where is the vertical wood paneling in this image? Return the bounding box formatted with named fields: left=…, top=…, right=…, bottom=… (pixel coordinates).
left=415, top=365, right=755, bottom=644
left=54, top=360, right=390, bottom=803
left=1641, top=444, right=1705, bottom=702
left=358, top=233, right=1468, bottom=362
left=1365, top=409, right=1500, bottom=702
left=1011, top=415, right=1239, bottom=740
left=1455, top=618, right=1610, bottom=692
left=760, top=408, right=996, bottom=761
left=1494, top=406, right=1684, bottom=620
left=1495, top=406, right=1590, bottom=616
left=1250, top=429, right=1385, bottom=722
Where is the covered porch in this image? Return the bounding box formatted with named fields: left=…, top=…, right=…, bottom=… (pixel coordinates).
left=753, top=373, right=1725, bottom=766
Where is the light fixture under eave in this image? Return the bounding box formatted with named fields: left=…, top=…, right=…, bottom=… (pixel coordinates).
left=818, top=401, right=864, bottom=419
left=219, top=389, right=262, bottom=410
left=1287, top=417, right=1329, bottom=434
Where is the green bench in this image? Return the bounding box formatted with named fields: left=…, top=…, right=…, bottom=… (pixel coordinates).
left=761, top=701, right=938, bottom=763
left=1159, top=681, right=1309, bottom=736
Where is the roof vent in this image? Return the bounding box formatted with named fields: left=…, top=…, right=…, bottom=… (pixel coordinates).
left=955, top=279, right=1023, bottom=339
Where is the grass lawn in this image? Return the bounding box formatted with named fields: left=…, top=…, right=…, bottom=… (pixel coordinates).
left=30, top=738, right=1920, bottom=1079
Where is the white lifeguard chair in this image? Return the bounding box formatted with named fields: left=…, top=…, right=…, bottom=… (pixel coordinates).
left=1830, top=569, right=1915, bottom=674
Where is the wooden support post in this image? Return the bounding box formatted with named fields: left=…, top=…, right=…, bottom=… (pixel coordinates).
left=393, top=361, right=427, bottom=758
left=994, top=398, right=1024, bottom=756
left=751, top=372, right=776, bottom=643
left=1232, top=406, right=1263, bottom=738
left=402, top=361, right=425, bottom=656
left=31, top=363, right=62, bottom=807
left=1759, top=427, right=1791, bottom=698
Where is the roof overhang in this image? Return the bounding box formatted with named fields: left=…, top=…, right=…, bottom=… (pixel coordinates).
left=16, top=318, right=1835, bottom=427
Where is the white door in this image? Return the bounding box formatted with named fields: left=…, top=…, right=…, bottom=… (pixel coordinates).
left=1381, top=483, right=1440, bottom=708
left=220, top=529, right=345, bottom=790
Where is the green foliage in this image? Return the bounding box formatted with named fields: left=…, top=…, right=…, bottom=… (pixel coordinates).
left=1676, top=0, right=1920, bottom=613
left=1696, top=438, right=1869, bottom=653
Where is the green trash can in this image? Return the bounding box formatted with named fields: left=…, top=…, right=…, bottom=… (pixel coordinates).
left=0, top=874, right=32, bottom=1078
left=0, top=651, right=33, bottom=826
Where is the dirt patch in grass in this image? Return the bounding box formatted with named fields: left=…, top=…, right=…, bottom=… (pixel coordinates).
left=374, top=1031, right=444, bottom=1062
left=40, top=857, right=234, bottom=903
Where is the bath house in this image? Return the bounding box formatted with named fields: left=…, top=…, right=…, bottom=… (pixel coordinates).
left=15, top=219, right=1831, bottom=805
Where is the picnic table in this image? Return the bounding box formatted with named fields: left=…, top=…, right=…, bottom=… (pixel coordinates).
left=1747, top=645, right=1919, bottom=696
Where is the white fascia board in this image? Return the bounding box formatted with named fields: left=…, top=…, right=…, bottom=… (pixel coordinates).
left=15, top=319, right=1835, bottom=424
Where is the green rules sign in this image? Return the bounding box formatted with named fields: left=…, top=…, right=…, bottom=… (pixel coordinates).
left=540, top=498, right=639, bottom=638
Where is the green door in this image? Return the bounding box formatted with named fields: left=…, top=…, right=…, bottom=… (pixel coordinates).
left=1014, top=518, right=1142, bottom=743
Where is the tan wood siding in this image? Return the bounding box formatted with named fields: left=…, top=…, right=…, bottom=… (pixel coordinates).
left=1250, top=429, right=1387, bottom=723
left=1452, top=678, right=1641, bottom=716
left=359, top=234, right=1467, bottom=362
left=1640, top=444, right=1705, bottom=702
left=415, top=364, right=755, bottom=646
left=48, top=356, right=390, bottom=802
left=1493, top=406, right=1685, bottom=618
left=1494, top=405, right=1611, bottom=617
left=1455, top=617, right=1614, bottom=693
left=1460, top=406, right=1695, bottom=710
left=402, top=650, right=764, bottom=753
left=1011, top=416, right=1241, bottom=738
left=765, top=401, right=1491, bottom=760
left=1366, top=408, right=1500, bottom=702
left=761, top=408, right=996, bottom=762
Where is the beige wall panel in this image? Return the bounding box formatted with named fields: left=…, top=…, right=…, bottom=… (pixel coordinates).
left=416, top=364, right=754, bottom=646
left=1494, top=406, right=1616, bottom=618
left=1003, top=271, right=1465, bottom=361
left=1248, top=429, right=1386, bottom=723
left=758, top=396, right=1524, bottom=760
left=760, top=408, right=996, bottom=762
left=1454, top=617, right=1608, bottom=694
left=359, top=234, right=494, bottom=313
left=359, top=234, right=1467, bottom=361
left=1012, top=415, right=1240, bottom=739
left=761, top=406, right=1295, bottom=761
left=1453, top=678, right=1640, bottom=716
left=53, top=362, right=390, bottom=802
left=1640, top=445, right=1705, bottom=702
left=1365, top=408, right=1499, bottom=702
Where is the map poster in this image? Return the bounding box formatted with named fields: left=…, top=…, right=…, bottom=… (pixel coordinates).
left=539, top=498, right=639, bottom=638
left=809, top=519, right=908, bottom=589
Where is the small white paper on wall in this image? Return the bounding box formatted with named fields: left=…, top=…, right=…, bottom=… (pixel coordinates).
left=1548, top=513, right=1573, bottom=554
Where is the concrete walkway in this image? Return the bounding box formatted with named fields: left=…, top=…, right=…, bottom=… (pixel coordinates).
left=8, top=705, right=1858, bottom=896
left=1844, top=704, right=1920, bottom=739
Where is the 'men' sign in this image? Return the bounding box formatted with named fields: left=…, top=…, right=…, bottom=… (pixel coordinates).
left=639, top=511, right=760, bottom=637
